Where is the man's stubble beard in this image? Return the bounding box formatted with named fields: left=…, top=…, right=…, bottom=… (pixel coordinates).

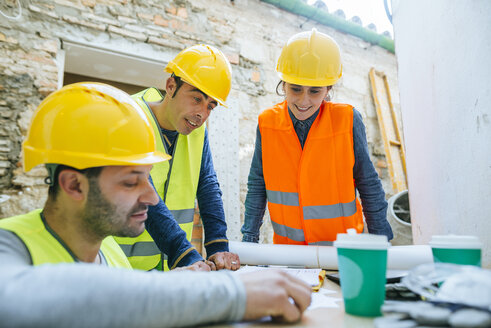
left=81, top=176, right=147, bottom=239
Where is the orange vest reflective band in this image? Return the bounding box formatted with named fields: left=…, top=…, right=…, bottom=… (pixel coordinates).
left=259, top=100, right=364, bottom=245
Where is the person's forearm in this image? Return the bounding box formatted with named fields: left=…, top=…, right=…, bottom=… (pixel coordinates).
left=242, top=197, right=267, bottom=243
left=352, top=109, right=393, bottom=240
left=356, top=169, right=391, bottom=236
left=198, top=192, right=230, bottom=256
left=0, top=264, right=246, bottom=328
left=146, top=177, right=203, bottom=267
left=197, top=130, right=229, bottom=256
left=196, top=168, right=229, bottom=256
left=241, top=126, right=267, bottom=243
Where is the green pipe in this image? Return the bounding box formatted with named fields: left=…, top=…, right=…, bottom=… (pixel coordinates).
left=261, top=0, right=394, bottom=53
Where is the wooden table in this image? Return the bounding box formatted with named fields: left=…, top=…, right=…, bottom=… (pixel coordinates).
left=214, top=278, right=376, bottom=328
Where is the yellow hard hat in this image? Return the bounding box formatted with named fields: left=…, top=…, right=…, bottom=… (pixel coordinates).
left=276, top=28, right=342, bottom=86
left=22, top=82, right=171, bottom=172
left=165, top=44, right=232, bottom=107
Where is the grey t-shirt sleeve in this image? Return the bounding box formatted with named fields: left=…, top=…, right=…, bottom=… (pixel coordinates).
left=0, top=229, right=32, bottom=265
left=0, top=229, right=247, bottom=328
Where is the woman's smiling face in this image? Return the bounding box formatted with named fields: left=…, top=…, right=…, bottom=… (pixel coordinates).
left=284, top=83, right=329, bottom=121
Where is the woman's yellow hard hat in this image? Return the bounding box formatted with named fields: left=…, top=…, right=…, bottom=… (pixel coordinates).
left=276, top=28, right=342, bottom=86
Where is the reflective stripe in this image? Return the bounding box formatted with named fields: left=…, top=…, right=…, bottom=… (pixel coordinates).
left=266, top=190, right=299, bottom=206
left=309, top=241, right=334, bottom=246
left=170, top=209, right=194, bottom=224
left=303, top=199, right=357, bottom=220
left=271, top=221, right=305, bottom=242
left=119, top=241, right=160, bottom=257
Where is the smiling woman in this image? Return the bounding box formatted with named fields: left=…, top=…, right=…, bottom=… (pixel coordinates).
left=282, top=84, right=331, bottom=121
left=241, top=28, right=393, bottom=245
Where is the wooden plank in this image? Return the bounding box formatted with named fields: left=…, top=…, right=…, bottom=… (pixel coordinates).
left=369, top=68, right=407, bottom=193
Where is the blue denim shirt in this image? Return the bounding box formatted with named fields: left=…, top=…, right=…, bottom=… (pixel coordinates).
left=145, top=176, right=203, bottom=267
left=241, top=106, right=393, bottom=242
left=146, top=129, right=229, bottom=267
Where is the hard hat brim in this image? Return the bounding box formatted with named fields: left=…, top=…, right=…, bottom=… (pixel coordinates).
left=23, top=146, right=171, bottom=172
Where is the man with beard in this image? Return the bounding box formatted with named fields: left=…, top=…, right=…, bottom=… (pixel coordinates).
left=0, top=82, right=171, bottom=268
left=0, top=82, right=312, bottom=327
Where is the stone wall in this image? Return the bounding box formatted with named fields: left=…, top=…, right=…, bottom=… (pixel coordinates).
left=0, top=0, right=401, bottom=243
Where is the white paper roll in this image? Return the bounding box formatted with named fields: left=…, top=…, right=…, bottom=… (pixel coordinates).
left=317, top=245, right=338, bottom=269
left=230, top=241, right=433, bottom=270
left=387, top=245, right=433, bottom=270
left=229, top=241, right=320, bottom=267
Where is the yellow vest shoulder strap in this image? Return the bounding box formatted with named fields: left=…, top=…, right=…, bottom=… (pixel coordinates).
left=0, top=209, right=131, bottom=268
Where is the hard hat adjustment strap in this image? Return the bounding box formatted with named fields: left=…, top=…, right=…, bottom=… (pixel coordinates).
left=44, top=164, right=59, bottom=186
left=170, top=73, right=183, bottom=98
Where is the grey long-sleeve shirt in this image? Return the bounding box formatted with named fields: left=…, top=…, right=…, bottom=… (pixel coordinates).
left=0, top=229, right=246, bottom=328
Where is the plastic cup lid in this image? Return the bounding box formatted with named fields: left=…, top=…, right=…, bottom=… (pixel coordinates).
left=334, top=229, right=389, bottom=250
left=429, top=235, right=482, bottom=249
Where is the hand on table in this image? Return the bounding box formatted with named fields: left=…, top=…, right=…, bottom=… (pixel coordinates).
left=171, top=260, right=214, bottom=272
left=207, top=251, right=240, bottom=271
left=238, top=270, right=312, bottom=323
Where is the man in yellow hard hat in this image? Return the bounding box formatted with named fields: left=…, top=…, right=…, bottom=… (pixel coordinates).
left=0, top=82, right=312, bottom=327
left=115, top=44, right=239, bottom=271
left=0, top=82, right=170, bottom=269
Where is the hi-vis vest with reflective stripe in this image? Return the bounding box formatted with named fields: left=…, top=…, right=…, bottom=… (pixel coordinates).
left=114, top=88, right=204, bottom=271
left=0, top=209, right=131, bottom=268
left=259, top=100, right=364, bottom=245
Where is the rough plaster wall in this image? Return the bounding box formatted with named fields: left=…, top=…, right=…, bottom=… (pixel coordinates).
left=392, top=0, right=491, bottom=267
left=0, top=0, right=400, bottom=244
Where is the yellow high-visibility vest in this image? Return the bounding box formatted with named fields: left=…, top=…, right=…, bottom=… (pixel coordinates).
left=0, top=209, right=131, bottom=268
left=115, top=88, right=204, bottom=271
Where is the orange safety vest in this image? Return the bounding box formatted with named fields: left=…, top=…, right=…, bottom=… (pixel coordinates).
left=259, top=100, right=364, bottom=245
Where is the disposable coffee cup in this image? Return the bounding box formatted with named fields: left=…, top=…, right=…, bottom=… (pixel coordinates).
left=334, top=229, right=389, bottom=317
left=429, top=235, right=482, bottom=267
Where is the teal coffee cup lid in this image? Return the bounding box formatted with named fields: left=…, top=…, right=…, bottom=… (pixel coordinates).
left=429, top=235, right=482, bottom=249
left=334, top=229, right=389, bottom=250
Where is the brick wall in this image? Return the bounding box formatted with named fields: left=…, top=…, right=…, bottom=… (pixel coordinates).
left=0, top=0, right=401, bottom=243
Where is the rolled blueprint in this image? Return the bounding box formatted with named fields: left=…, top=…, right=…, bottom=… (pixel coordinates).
left=230, top=241, right=432, bottom=270
left=230, top=241, right=324, bottom=268
left=387, top=245, right=433, bottom=270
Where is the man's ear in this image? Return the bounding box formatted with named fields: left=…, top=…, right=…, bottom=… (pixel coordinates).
left=166, top=76, right=177, bottom=97
left=58, top=170, right=88, bottom=201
